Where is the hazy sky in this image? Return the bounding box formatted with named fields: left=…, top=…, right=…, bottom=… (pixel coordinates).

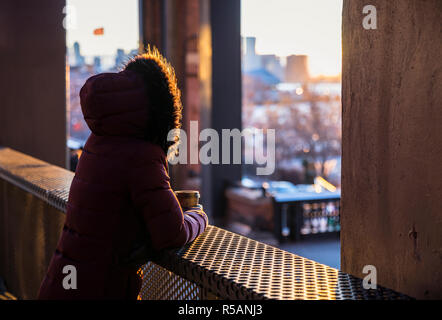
left=241, top=0, right=343, bottom=76
left=66, top=0, right=139, bottom=56
left=67, top=0, right=342, bottom=76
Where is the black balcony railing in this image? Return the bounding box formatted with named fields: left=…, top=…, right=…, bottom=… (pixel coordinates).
left=0, top=147, right=411, bottom=300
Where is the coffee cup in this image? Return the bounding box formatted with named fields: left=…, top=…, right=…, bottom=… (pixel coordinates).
left=175, top=190, right=200, bottom=210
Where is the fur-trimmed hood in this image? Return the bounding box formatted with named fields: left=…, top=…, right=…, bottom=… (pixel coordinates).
left=80, top=70, right=149, bottom=138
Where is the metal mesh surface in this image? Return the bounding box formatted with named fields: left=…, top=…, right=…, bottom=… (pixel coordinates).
left=0, top=147, right=412, bottom=300
left=158, top=225, right=410, bottom=300
left=138, top=262, right=201, bottom=300
left=0, top=148, right=72, bottom=212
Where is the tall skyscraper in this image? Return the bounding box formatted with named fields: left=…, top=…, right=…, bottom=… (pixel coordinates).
left=115, top=49, right=126, bottom=69
left=243, top=37, right=262, bottom=72
left=285, top=55, right=310, bottom=83
left=73, top=42, right=85, bottom=67
left=93, top=56, right=102, bottom=73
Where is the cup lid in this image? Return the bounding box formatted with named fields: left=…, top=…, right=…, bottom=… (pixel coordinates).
left=175, top=190, right=200, bottom=198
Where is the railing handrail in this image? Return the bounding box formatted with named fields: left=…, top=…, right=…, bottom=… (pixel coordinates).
left=0, top=147, right=411, bottom=300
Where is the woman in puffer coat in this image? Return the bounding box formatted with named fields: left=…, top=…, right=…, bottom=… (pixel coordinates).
left=38, top=47, right=208, bottom=300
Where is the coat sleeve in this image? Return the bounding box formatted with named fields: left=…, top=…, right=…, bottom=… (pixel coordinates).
left=128, top=154, right=208, bottom=251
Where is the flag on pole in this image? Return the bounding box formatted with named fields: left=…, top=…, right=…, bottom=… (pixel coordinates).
left=93, top=27, right=104, bottom=36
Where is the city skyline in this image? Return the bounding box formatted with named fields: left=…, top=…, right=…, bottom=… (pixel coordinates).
left=66, top=0, right=342, bottom=77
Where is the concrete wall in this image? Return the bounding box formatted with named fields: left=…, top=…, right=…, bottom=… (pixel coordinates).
left=0, top=179, right=65, bottom=299
left=341, top=0, right=442, bottom=299
left=0, top=1, right=67, bottom=167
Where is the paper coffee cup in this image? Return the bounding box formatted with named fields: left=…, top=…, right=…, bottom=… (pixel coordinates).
left=175, top=190, right=200, bottom=209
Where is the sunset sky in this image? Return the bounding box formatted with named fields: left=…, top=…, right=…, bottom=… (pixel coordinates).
left=66, top=0, right=343, bottom=76
left=241, top=0, right=343, bottom=76
left=66, top=0, right=139, bottom=57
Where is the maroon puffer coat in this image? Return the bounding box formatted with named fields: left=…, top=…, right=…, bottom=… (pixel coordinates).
left=38, top=70, right=208, bottom=300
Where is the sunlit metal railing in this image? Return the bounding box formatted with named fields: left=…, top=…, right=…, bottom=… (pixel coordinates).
left=0, top=147, right=410, bottom=300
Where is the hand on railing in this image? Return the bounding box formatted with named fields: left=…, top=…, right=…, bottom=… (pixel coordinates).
left=184, top=204, right=209, bottom=227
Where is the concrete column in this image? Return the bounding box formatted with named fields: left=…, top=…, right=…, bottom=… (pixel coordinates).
left=139, top=0, right=166, bottom=52
left=199, top=0, right=242, bottom=220
left=341, top=0, right=442, bottom=299
left=139, top=0, right=187, bottom=189
left=0, top=0, right=67, bottom=167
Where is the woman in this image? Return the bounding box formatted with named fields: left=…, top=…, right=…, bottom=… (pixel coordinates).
left=38, top=47, right=208, bottom=300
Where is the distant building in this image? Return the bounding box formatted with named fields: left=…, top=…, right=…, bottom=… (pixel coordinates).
left=129, top=49, right=139, bottom=58
left=73, top=42, right=85, bottom=67
left=261, top=54, right=283, bottom=80
left=243, top=37, right=262, bottom=72
left=242, top=37, right=283, bottom=81
left=285, top=55, right=310, bottom=83
left=244, top=69, right=280, bottom=86
left=115, top=49, right=126, bottom=69
left=93, top=56, right=101, bottom=73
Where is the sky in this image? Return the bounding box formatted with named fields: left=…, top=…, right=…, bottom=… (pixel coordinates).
left=66, top=0, right=139, bottom=57
left=241, top=0, right=343, bottom=76
left=66, top=0, right=342, bottom=76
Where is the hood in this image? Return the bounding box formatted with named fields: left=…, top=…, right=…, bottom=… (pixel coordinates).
left=80, top=70, right=149, bottom=138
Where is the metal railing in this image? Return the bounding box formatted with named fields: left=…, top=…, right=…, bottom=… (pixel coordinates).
left=0, top=147, right=411, bottom=300
left=273, top=195, right=341, bottom=242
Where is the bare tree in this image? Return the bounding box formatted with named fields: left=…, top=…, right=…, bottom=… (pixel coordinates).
left=243, top=80, right=342, bottom=183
